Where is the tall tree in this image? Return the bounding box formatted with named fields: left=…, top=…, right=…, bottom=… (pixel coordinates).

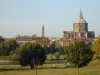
left=92, top=35, right=100, bottom=56
left=0, top=39, right=18, bottom=56
left=7, top=39, right=19, bottom=51
left=49, top=44, right=56, bottom=53
left=65, top=41, right=94, bottom=75
left=19, top=42, right=46, bottom=69
left=0, top=42, right=6, bottom=56
left=49, top=43, right=59, bottom=54
left=57, top=45, right=64, bottom=54
left=5, top=39, right=19, bottom=55
left=43, top=45, right=49, bottom=54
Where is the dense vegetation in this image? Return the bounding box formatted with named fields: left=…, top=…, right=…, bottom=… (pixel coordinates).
left=64, top=41, right=94, bottom=75
left=0, top=39, right=18, bottom=56
left=19, top=42, right=46, bottom=69
left=0, top=38, right=100, bottom=74
left=92, top=35, right=100, bottom=56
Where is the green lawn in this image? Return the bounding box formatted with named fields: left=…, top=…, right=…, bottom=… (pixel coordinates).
left=0, top=60, right=100, bottom=75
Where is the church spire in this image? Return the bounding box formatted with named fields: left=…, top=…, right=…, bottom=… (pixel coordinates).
left=78, top=9, right=83, bottom=19
left=42, top=24, right=45, bottom=37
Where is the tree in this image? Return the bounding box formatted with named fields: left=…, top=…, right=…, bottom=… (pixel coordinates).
left=10, top=48, right=21, bottom=62
left=49, top=44, right=55, bottom=53
left=55, top=52, right=60, bottom=60
left=48, top=54, right=52, bottom=61
left=65, top=41, right=94, bottom=75
left=48, top=42, right=59, bottom=54
left=57, top=45, right=64, bottom=54
left=0, top=42, right=6, bottom=56
left=92, top=35, right=100, bottom=56
left=0, top=39, right=18, bottom=56
left=43, top=45, right=49, bottom=54
left=19, top=42, right=46, bottom=69
left=7, top=39, right=19, bottom=52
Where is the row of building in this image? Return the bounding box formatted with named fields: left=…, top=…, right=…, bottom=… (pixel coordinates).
left=0, top=9, right=95, bottom=47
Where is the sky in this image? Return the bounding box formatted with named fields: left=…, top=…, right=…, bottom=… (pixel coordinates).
left=0, top=0, right=100, bottom=38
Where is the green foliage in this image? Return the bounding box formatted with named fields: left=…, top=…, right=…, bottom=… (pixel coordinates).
left=0, top=39, right=18, bottom=56
left=19, top=42, right=46, bottom=69
left=0, top=56, right=12, bottom=60
left=65, top=41, right=94, bottom=68
left=47, top=43, right=64, bottom=54
left=49, top=43, right=58, bottom=53
left=43, top=45, right=49, bottom=54
left=55, top=52, right=60, bottom=60
left=11, top=54, right=19, bottom=62
left=57, top=45, right=64, bottom=54
left=0, top=42, right=6, bottom=56
left=63, top=46, right=68, bottom=54
left=47, top=54, right=52, bottom=61
left=10, top=48, right=21, bottom=61
left=92, top=35, right=100, bottom=55
left=0, top=60, right=100, bottom=75
left=65, top=41, right=94, bottom=75
left=7, top=39, right=19, bottom=51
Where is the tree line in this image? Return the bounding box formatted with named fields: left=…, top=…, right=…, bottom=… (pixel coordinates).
left=0, top=39, right=64, bottom=56
left=0, top=36, right=100, bottom=75
left=0, top=39, right=18, bottom=56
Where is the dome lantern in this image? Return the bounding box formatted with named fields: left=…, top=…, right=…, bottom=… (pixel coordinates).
left=74, top=9, right=87, bottom=23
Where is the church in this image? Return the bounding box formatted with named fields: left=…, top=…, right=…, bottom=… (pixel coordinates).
left=62, top=9, right=95, bottom=39
left=58, top=9, right=95, bottom=46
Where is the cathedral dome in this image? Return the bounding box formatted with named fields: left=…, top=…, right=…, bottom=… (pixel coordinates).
left=75, top=18, right=87, bottom=23
left=74, top=9, right=87, bottom=23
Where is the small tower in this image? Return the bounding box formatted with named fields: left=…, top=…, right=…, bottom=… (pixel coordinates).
left=78, top=9, right=83, bottom=19
left=42, top=24, right=45, bottom=37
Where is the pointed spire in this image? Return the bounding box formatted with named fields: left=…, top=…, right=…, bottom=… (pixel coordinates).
left=42, top=24, right=44, bottom=29
left=80, top=9, right=82, bottom=12
left=78, top=9, right=83, bottom=19
left=42, top=24, right=45, bottom=37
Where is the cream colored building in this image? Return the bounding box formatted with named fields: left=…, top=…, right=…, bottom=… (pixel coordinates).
left=63, top=9, right=95, bottom=39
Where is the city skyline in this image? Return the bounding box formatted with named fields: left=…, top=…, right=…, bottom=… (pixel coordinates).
left=0, top=0, right=100, bottom=38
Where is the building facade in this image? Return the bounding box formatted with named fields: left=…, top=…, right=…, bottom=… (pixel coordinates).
left=58, top=9, right=95, bottom=46
left=15, top=25, right=50, bottom=47
left=62, top=9, right=95, bottom=39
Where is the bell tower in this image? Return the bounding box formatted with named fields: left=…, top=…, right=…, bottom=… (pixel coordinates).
left=42, top=24, right=45, bottom=37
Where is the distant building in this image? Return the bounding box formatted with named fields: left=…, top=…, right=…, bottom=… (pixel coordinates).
left=15, top=25, right=50, bottom=47
left=58, top=38, right=95, bottom=46
left=62, top=9, right=95, bottom=39
left=59, top=9, right=95, bottom=46
left=0, top=36, right=10, bottom=42
left=0, top=36, right=4, bottom=42
left=48, top=37, right=60, bottom=48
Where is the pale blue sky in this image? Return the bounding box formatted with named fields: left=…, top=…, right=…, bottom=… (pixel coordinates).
left=0, top=0, right=100, bottom=38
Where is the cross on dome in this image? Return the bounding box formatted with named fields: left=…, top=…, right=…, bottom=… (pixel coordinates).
left=78, top=9, right=83, bottom=19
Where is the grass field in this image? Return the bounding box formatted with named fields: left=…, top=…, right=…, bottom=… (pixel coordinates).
left=0, top=59, right=100, bottom=75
